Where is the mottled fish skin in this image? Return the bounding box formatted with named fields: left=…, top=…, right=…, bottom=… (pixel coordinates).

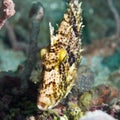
left=37, top=0, right=83, bottom=110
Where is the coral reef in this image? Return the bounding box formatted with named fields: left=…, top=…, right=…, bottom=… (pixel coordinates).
left=0, top=1, right=44, bottom=120
left=78, top=84, right=119, bottom=112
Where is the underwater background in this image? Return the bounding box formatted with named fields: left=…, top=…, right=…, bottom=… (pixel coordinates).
left=0, top=0, right=120, bottom=119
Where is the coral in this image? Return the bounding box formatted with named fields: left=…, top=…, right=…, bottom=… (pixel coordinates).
left=90, top=84, right=119, bottom=107
left=19, top=2, right=44, bottom=90
left=78, top=84, right=119, bottom=111
left=0, top=2, right=44, bottom=119
left=79, top=110, right=116, bottom=120
left=0, top=0, right=15, bottom=29
left=78, top=92, right=93, bottom=112
left=67, top=102, right=83, bottom=120
left=109, top=98, right=120, bottom=119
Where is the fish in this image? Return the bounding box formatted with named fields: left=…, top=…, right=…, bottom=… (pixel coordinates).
left=37, top=0, right=83, bottom=110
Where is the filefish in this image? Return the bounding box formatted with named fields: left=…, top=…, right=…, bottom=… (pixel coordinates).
left=37, top=0, right=83, bottom=110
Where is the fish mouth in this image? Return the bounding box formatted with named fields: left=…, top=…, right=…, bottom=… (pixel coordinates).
left=37, top=94, right=61, bottom=111
left=37, top=95, right=55, bottom=111
left=37, top=101, right=56, bottom=111
left=37, top=102, right=49, bottom=111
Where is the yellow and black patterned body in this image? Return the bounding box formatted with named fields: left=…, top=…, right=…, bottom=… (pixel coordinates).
left=37, top=0, right=83, bottom=110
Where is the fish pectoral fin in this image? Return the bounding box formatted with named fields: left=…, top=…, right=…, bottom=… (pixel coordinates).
left=58, top=49, right=68, bottom=63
